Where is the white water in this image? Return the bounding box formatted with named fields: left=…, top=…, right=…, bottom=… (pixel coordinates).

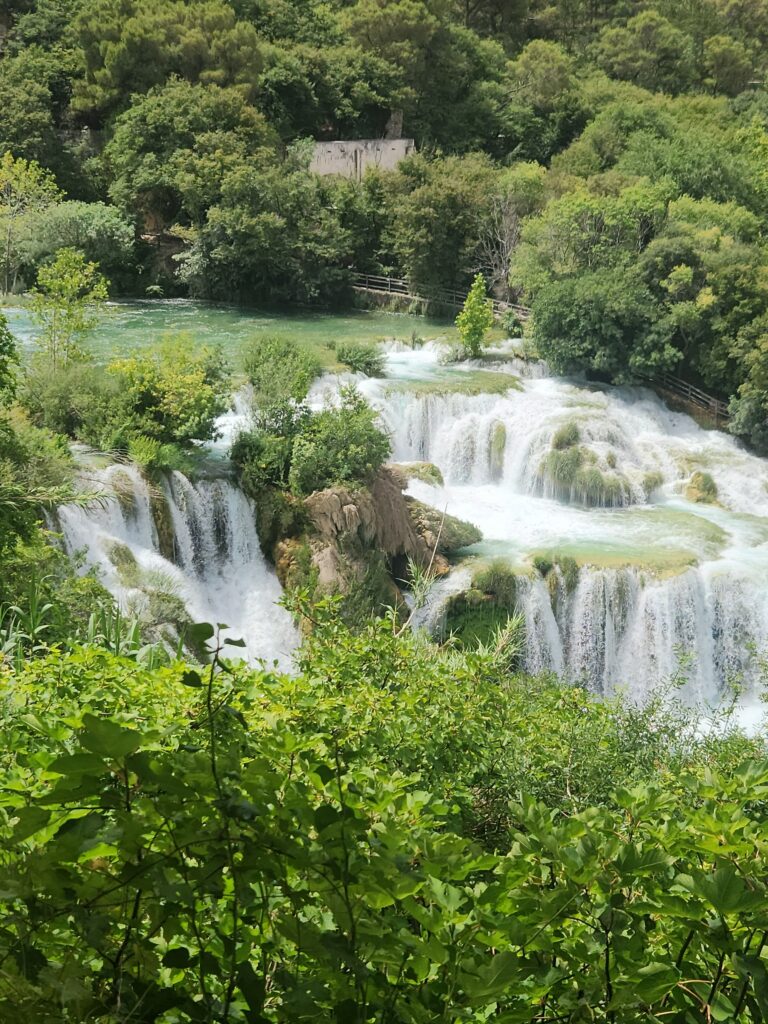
left=55, top=333, right=768, bottom=718
left=59, top=463, right=298, bottom=670
left=360, top=343, right=768, bottom=717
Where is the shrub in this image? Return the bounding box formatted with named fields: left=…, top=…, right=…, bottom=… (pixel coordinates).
left=230, top=400, right=311, bottom=492
left=472, top=560, right=518, bottom=609
left=289, top=387, right=391, bottom=496
left=336, top=341, right=385, bottom=377
left=456, top=273, right=494, bottom=358
left=108, top=337, right=230, bottom=447
left=243, top=335, right=320, bottom=402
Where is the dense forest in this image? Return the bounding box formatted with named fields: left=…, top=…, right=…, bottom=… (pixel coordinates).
left=3, top=0, right=768, bottom=1020
left=2, top=0, right=768, bottom=444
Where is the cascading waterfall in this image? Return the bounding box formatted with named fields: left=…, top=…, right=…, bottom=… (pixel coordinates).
left=58, top=463, right=298, bottom=670
left=367, top=345, right=768, bottom=712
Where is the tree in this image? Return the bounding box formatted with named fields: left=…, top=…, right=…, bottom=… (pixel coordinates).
left=0, top=150, right=61, bottom=294
left=73, top=0, right=263, bottom=118
left=476, top=161, right=546, bottom=298
left=591, top=11, right=695, bottom=94
left=0, top=50, right=57, bottom=165
left=184, top=155, right=358, bottom=303
left=383, top=152, right=499, bottom=291
left=31, top=247, right=108, bottom=369
left=702, top=34, right=754, bottom=96
left=108, top=339, right=230, bottom=446
left=456, top=273, right=494, bottom=357
left=105, top=80, right=274, bottom=230
left=0, top=312, right=18, bottom=405
left=288, top=386, right=391, bottom=495
left=23, top=201, right=134, bottom=285
left=530, top=268, right=669, bottom=379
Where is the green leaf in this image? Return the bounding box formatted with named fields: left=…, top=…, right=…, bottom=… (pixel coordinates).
left=180, top=670, right=203, bottom=688
left=48, top=752, right=107, bottom=776
left=187, top=622, right=215, bottom=647
left=463, top=951, right=519, bottom=1000
left=11, top=806, right=51, bottom=842
left=225, top=637, right=247, bottom=648
left=80, top=713, right=143, bottom=758
left=163, top=947, right=191, bottom=968
left=634, top=962, right=680, bottom=1003
left=237, top=961, right=266, bottom=1021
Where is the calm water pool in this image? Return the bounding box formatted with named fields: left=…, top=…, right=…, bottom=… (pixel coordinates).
left=4, top=299, right=456, bottom=368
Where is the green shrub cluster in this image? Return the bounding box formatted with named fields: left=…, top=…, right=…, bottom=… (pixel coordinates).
left=243, top=335, right=321, bottom=403
left=232, top=386, right=391, bottom=498
left=0, top=612, right=764, bottom=1021
left=20, top=337, right=231, bottom=464
left=336, top=340, right=385, bottom=377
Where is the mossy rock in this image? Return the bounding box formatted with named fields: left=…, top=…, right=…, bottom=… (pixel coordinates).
left=149, top=487, right=176, bottom=562
left=396, top=461, right=445, bottom=487
left=147, top=590, right=190, bottom=629
left=552, top=420, right=580, bottom=450
left=489, top=422, right=506, bottom=481
left=253, top=487, right=305, bottom=559
left=406, top=499, right=482, bottom=552
left=443, top=592, right=512, bottom=647
left=471, top=560, right=517, bottom=610
left=685, top=471, right=718, bottom=504
left=386, top=369, right=521, bottom=398
left=107, top=541, right=140, bottom=586
left=643, top=471, right=664, bottom=496
left=111, top=469, right=138, bottom=518
left=539, top=447, right=629, bottom=508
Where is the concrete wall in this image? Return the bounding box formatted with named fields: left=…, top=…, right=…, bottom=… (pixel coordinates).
left=310, top=139, right=415, bottom=180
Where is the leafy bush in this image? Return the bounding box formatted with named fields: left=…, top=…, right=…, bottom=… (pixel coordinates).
left=289, top=386, right=391, bottom=496
left=336, top=340, right=385, bottom=377
left=108, top=337, right=230, bottom=447
left=0, top=616, right=764, bottom=1021
left=472, top=560, right=518, bottom=609
left=456, top=273, right=494, bottom=358
left=242, top=335, right=320, bottom=403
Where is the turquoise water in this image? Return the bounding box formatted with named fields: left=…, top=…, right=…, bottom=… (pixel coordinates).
left=4, top=299, right=455, bottom=368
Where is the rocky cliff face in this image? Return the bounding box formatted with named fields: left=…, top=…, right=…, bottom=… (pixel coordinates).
left=271, top=466, right=481, bottom=616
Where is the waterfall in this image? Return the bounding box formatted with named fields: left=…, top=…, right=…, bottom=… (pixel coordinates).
left=368, top=344, right=768, bottom=711
left=58, top=464, right=298, bottom=670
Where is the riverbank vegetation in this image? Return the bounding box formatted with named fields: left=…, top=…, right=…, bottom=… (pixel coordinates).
left=4, top=1, right=768, bottom=445
left=3, top=2, right=768, bottom=1018
left=1, top=605, right=768, bottom=1021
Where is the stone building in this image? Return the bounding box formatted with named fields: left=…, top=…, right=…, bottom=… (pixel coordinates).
left=310, top=138, right=415, bottom=180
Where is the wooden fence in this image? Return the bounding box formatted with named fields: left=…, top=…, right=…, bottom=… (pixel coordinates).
left=352, top=273, right=729, bottom=422
left=351, top=272, right=531, bottom=320
left=636, top=372, right=730, bottom=422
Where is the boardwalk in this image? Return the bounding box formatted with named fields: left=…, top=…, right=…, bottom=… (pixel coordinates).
left=351, top=272, right=531, bottom=320
left=352, top=272, right=730, bottom=423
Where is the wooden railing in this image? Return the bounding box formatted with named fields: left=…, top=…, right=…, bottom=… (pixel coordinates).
left=352, top=273, right=729, bottom=421
left=351, top=272, right=531, bottom=320
left=636, top=372, right=730, bottom=421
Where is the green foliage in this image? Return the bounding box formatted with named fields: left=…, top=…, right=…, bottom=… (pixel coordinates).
left=73, top=0, right=264, bottom=118
left=686, top=469, right=719, bottom=504
left=455, top=272, right=494, bottom=358
left=336, top=339, right=385, bottom=376
left=23, top=200, right=135, bottom=286
left=0, top=149, right=61, bottom=294
left=242, top=334, right=320, bottom=403
left=30, top=246, right=108, bottom=369
left=0, top=310, right=18, bottom=403
left=108, top=338, right=230, bottom=448
left=104, top=78, right=273, bottom=229
left=289, top=386, right=391, bottom=496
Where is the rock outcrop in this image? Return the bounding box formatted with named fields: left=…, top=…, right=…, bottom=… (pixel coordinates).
left=272, top=466, right=482, bottom=614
